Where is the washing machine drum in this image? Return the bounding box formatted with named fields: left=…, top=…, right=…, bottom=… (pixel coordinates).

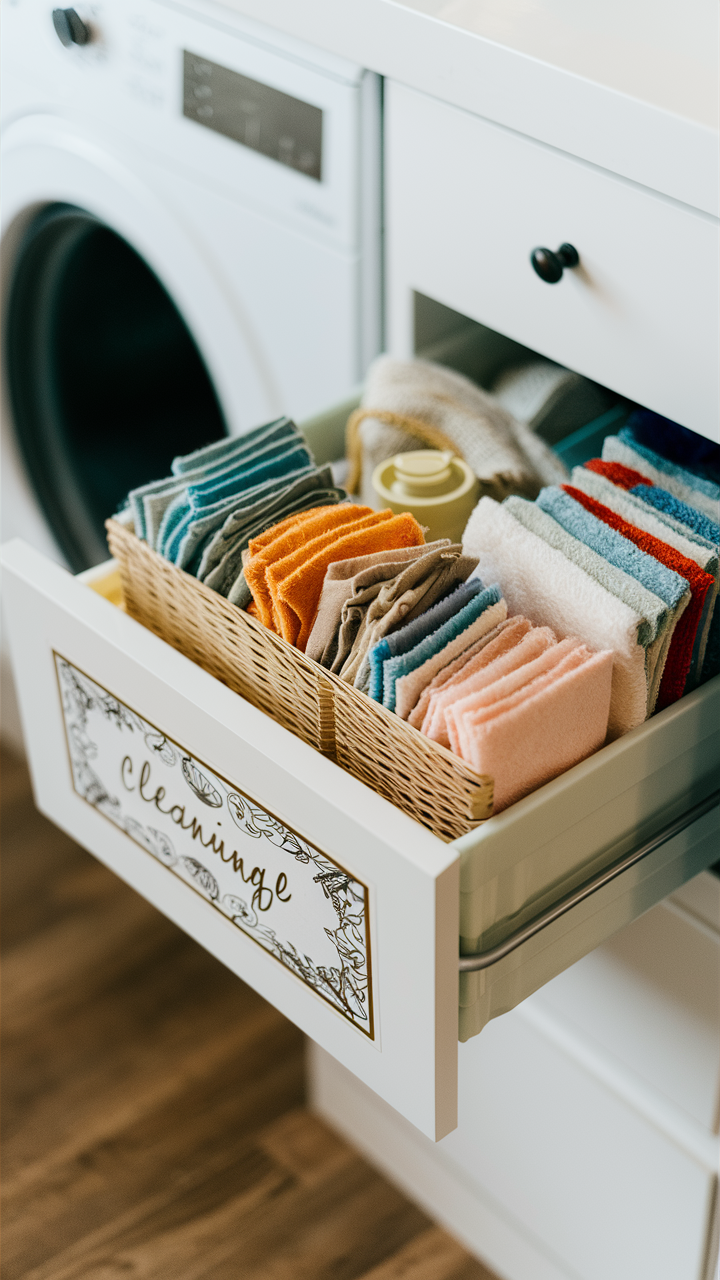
left=7, top=203, right=227, bottom=571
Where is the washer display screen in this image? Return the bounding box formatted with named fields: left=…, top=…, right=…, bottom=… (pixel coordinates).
left=183, top=51, right=323, bottom=181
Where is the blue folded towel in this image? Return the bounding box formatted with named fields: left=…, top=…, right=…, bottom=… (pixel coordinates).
left=536, top=488, right=689, bottom=612
left=162, top=442, right=313, bottom=563
left=377, top=583, right=502, bottom=712
left=171, top=417, right=296, bottom=476
left=367, top=579, right=484, bottom=701
left=624, top=411, right=720, bottom=487
left=615, top=428, right=720, bottom=506
left=187, top=436, right=310, bottom=510
left=626, top=482, right=720, bottom=683
left=631, top=484, right=720, bottom=547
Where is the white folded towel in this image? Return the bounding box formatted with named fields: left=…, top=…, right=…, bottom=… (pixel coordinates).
left=462, top=497, right=648, bottom=738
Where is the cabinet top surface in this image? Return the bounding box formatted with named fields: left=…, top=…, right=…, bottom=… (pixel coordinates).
left=207, top=0, right=719, bottom=213
left=391, top=0, right=718, bottom=129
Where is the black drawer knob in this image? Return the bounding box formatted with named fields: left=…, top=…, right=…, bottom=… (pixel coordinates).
left=530, top=243, right=580, bottom=284
left=52, top=8, right=91, bottom=46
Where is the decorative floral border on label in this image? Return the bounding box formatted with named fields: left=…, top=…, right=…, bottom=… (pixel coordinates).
left=54, top=654, right=373, bottom=1037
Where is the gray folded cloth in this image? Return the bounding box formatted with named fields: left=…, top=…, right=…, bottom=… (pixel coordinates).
left=178, top=465, right=317, bottom=575
left=205, top=487, right=346, bottom=598
left=130, top=417, right=299, bottom=543
left=335, top=546, right=479, bottom=686
left=130, top=467, right=205, bottom=544
left=171, top=416, right=295, bottom=475
left=198, top=466, right=336, bottom=583
left=305, top=541, right=450, bottom=667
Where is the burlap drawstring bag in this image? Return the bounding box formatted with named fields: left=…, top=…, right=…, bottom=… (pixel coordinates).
left=346, top=356, right=567, bottom=504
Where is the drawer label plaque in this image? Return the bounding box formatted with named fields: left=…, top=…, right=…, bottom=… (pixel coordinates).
left=55, top=656, right=373, bottom=1037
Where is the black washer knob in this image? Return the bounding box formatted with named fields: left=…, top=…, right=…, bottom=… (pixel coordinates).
left=52, top=8, right=91, bottom=46
left=530, top=243, right=580, bottom=284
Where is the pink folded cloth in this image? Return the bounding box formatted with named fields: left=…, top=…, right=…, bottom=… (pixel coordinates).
left=446, top=642, right=614, bottom=811
left=407, top=617, right=521, bottom=730
left=393, top=598, right=508, bottom=720
left=422, top=621, right=557, bottom=748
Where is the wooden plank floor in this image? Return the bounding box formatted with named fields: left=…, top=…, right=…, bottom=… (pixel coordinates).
left=1, top=748, right=499, bottom=1280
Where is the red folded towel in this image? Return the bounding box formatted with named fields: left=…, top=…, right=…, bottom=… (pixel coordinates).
left=562, top=484, right=713, bottom=708
left=584, top=459, right=652, bottom=490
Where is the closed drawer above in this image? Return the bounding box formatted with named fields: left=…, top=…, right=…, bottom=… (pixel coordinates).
left=2, top=540, right=719, bottom=1140
left=386, top=82, right=720, bottom=443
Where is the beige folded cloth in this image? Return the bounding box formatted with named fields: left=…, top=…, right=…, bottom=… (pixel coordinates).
left=394, top=598, right=508, bottom=720
left=422, top=622, right=557, bottom=748
left=337, top=549, right=479, bottom=685
left=348, top=356, right=567, bottom=505
left=306, top=540, right=449, bottom=667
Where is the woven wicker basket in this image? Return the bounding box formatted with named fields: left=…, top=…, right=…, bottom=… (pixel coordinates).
left=106, top=519, right=493, bottom=840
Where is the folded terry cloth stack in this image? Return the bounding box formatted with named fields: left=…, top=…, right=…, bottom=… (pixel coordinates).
left=534, top=485, right=690, bottom=707
left=244, top=506, right=426, bottom=649
left=305, top=541, right=450, bottom=668
left=602, top=430, right=720, bottom=523
left=335, top=545, right=480, bottom=686
left=562, top=484, right=714, bottom=709
left=462, top=496, right=649, bottom=738
left=569, top=466, right=719, bottom=688
left=368, top=581, right=507, bottom=717
left=443, top=638, right=613, bottom=811
left=348, top=355, right=567, bottom=506
left=503, top=495, right=670, bottom=714
left=419, top=618, right=555, bottom=747
left=367, top=579, right=484, bottom=701
left=619, top=409, right=720, bottom=487
left=126, top=419, right=352, bottom=593
left=128, top=417, right=300, bottom=541
left=197, top=467, right=345, bottom=595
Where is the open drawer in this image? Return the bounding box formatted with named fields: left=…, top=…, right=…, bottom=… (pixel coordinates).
left=2, top=538, right=719, bottom=1140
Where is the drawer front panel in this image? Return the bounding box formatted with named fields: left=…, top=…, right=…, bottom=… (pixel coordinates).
left=387, top=82, right=719, bottom=442
left=54, top=652, right=374, bottom=1038
left=2, top=541, right=459, bottom=1141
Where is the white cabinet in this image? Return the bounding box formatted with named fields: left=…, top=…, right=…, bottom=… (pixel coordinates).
left=311, top=874, right=720, bottom=1280
left=386, top=81, right=719, bottom=442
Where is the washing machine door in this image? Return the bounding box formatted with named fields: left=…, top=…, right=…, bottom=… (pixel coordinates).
left=2, top=115, right=278, bottom=570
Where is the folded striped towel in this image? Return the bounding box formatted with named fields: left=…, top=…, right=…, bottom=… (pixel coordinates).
left=562, top=484, right=713, bottom=709
left=571, top=466, right=719, bottom=688
left=602, top=432, right=720, bottom=523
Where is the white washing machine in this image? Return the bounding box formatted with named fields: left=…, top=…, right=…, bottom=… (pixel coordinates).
left=1, top=0, right=381, bottom=571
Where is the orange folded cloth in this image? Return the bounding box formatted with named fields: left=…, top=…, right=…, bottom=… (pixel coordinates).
left=278, top=511, right=426, bottom=649
left=268, top=511, right=399, bottom=643
left=245, top=505, right=372, bottom=630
